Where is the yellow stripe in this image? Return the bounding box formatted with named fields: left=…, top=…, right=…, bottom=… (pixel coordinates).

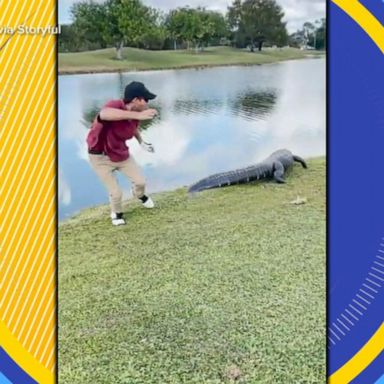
left=329, top=322, right=384, bottom=383
left=331, top=0, right=384, bottom=54
left=0, top=321, right=54, bottom=383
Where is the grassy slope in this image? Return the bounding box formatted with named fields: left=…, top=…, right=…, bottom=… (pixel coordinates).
left=58, top=46, right=322, bottom=74
left=59, top=158, right=326, bottom=384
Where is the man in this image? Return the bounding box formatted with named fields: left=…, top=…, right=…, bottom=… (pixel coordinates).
left=87, top=81, right=158, bottom=226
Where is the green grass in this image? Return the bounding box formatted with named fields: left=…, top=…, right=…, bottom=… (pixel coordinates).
left=59, top=46, right=323, bottom=74
left=59, top=158, right=326, bottom=384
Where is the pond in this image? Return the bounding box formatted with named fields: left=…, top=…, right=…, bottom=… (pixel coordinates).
left=59, top=58, right=325, bottom=220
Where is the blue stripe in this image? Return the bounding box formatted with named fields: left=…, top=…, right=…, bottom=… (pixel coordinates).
left=0, top=373, right=12, bottom=384
left=0, top=348, right=37, bottom=384
left=375, top=374, right=384, bottom=384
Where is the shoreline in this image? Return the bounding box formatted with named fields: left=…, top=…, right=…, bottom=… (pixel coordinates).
left=58, top=51, right=325, bottom=76
left=60, top=155, right=326, bottom=224
left=59, top=61, right=265, bottom=76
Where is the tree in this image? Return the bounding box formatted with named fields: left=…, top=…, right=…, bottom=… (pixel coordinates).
left=227, top=0, right=288, bottom=51
left=165, top=8, right=199, bottom=50
left=195, top=9, right=228, bottom=49
left=71, top=0, right=155, bottom=59
left=314, top=18, right=326, bottom=50
left=303, top=21, right=314, bottom=48
left=58, top=24, right=82, bottom=52
left=102, top=0, right=154, bottom=59
left=288, top=30, right=304, bottom=48
left=289, top=18, right=326, bottom=50
left=70, top=1, right=108, bottom=50
left=165, top=8, right=187, bottom=49
left=165, top=7, right=228, bottom=51
left=138, top=8, right=168, bottom=50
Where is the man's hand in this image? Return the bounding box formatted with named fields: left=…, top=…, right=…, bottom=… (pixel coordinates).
left=141, top=141, right=155, bottom=153
left=137, top=108, right=158, bottom=121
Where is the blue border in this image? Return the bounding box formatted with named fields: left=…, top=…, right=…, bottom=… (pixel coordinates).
left=329, top=0, right=384, bottom=381
left=0, top=373, right=12, bottom=384
left=0, top=348, right=37, bottom=384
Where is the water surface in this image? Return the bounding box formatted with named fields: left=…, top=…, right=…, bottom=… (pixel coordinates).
left=59, top=58, right=325, bottom=220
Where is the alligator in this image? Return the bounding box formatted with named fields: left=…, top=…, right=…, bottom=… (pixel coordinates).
left=188, top=149, right=307, bottom=193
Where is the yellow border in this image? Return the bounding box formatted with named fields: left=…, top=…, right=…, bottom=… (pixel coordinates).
left=329, top=322, right=384, bottom=383
left=331, top=0, right=384, bottom=54
left=0, top=0, right=56, bottom=376
left=0, top=321, right=54, bottom=384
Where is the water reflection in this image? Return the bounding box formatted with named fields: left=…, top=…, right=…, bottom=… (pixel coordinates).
left=173, top=98, right=224, bottom=116
left=59, top=171, right=71, bottom=206
left=231, top=91, right=277, bottom=121
left=81, top=103, right=102, bottom=127
left=59, top=59, right=325, bottom=220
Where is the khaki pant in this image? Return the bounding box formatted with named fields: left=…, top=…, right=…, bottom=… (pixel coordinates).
left=89, top=154, right=146, bottom=213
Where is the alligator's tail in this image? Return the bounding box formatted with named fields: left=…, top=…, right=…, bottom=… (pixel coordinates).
left=188, top=178, right=214, bottom=193
left=188, top=171, right=238, bottom=193
left=188, top=165, right=268, bottom=193
left=293, top=155, right=307, bottom=169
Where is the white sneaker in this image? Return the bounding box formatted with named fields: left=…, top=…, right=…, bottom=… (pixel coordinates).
left=111, top=212, right=126, bottom=225
left=142, top=196, right=154, bottom=209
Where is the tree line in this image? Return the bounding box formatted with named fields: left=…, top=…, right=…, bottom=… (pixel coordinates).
left=289, top=19, right=326, bottom=50
left=59, top=0, right=326, bottom=57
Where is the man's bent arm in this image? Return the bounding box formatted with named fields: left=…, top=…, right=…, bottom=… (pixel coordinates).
left=99, top=108, right=141, bottom=121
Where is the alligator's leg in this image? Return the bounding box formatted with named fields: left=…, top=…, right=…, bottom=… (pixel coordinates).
left=273, top=161, right=285, bottom=183
left=293, top=155, right=307, bottom=168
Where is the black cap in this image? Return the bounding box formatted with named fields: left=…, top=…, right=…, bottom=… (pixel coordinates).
left=124, top=81, right=156, bottom=102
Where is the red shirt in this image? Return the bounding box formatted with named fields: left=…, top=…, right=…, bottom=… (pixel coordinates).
left=86, top=99, right=139, bottom=162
